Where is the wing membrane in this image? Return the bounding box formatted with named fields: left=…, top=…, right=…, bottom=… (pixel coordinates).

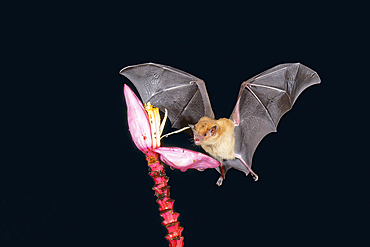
left=224, top=63, right=320, bottom=175
left=120, top=63, right=214, bottom=129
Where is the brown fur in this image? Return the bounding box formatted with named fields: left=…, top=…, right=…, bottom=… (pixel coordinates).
left=194, top=116, right=235, bottom=160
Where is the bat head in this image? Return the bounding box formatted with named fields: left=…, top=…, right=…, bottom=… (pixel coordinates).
left=189, top=117, right=218, bottom=145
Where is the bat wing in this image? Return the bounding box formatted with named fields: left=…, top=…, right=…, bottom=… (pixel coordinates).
left=222, top=63, right=321, bottom=177
left=120, top=63, right=214, bottom=129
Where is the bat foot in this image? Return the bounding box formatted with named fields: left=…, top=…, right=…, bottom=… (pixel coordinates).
left=216, top=176, right=224, bottom=186
left=247, top=169, right=259, bottom=181
left=251, top=173, right=258, bottom=181
left=235, top=154, right=258, bottom=181
left=246, top=172, right=258, bottom=181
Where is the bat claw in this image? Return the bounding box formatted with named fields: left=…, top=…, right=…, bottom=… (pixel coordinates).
left=216, top=176, right=224, bottom=186
left=246, top=171, right=258, bottom=181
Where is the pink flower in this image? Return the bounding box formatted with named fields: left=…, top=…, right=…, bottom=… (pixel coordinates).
left=123, top=85, right=152, bottom=152
left=124, top=84, right=219, bottom=171
left=155, top=147, right=220, bottom=172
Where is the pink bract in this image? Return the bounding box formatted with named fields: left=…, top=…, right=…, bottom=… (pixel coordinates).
left=124, top=84, right=219, bottom=174
left=154, top=147, right=220, bottom=172
left=123, top=84, right=152, bottom=152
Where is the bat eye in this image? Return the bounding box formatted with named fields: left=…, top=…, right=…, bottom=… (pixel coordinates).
left=203, top=133, right=207, bottom=137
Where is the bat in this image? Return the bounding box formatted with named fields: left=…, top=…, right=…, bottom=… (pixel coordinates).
left=120, top=62, right=320, bottom=185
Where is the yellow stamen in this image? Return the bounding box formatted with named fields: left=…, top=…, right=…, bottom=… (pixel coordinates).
left=144, top=102, right=189, bottom=147
left=144, top=102, right=161, bottom=149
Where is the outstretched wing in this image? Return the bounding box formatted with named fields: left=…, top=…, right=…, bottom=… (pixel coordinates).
left=222, top=63, right=321, bottom=176
left=120, top=63, right=214, bottom=129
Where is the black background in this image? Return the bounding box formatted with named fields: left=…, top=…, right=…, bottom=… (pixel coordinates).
left=2, top=1, right=368, bottom=246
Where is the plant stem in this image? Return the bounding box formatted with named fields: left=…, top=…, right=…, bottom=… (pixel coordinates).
left=146, top=151, right=184, bottom=247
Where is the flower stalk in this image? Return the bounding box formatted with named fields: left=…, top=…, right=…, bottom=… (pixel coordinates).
left=146, top=151, right=184, bottom=247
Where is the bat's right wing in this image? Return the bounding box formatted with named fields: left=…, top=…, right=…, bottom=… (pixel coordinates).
left=222, top=63, right=320, bottom=178
left=120, top=63, right=214, bottom=129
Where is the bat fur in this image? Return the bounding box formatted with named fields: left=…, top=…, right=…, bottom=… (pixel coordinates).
left=190, top=117, right=235, bottom=161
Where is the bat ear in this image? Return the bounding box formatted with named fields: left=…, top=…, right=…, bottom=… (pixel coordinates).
left=209, top=125, right=217, bottom=136
left=188, top=124, right=198, bottom=136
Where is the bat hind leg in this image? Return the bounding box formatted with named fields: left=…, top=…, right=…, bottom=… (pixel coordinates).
left=216, top=160, right=225, bottom=186
left=234, top=154, right=259, bottom=181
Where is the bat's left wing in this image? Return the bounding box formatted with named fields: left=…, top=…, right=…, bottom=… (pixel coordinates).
left=221, top=63, right=321, bottom=178
left=120, top=63, right=214, bottom=129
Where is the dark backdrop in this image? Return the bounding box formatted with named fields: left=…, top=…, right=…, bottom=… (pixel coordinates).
left=2, top=1, right=367, bottom=246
